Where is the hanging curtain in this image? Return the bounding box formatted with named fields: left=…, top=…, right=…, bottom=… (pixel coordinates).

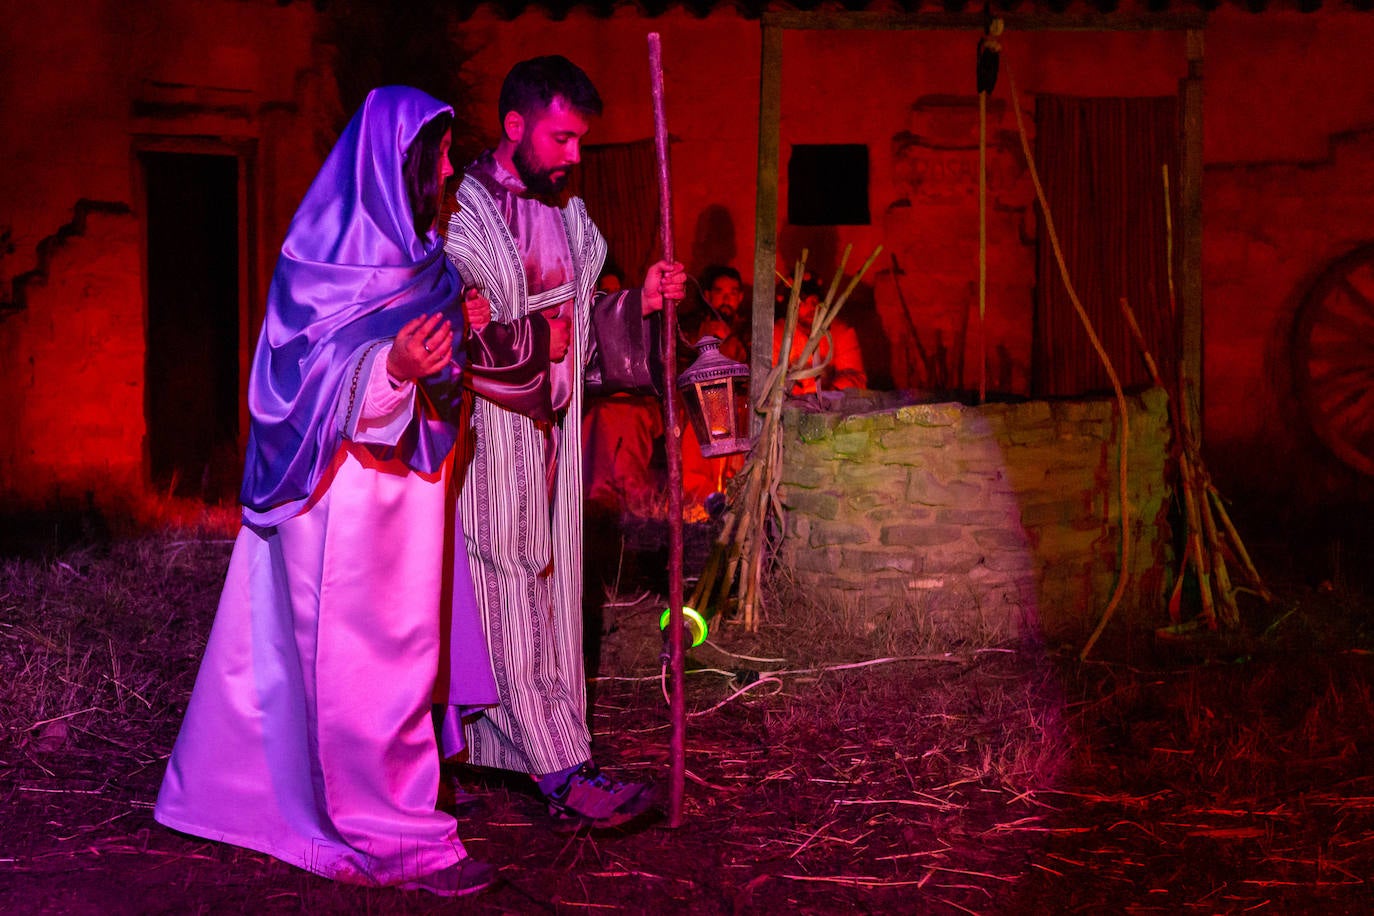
left=1032, top=95, right=1179, bottom=397
left=568, top=139, right=659, bottom=285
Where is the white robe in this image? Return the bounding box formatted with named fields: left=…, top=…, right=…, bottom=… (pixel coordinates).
left=443, top=161, right=604, bottom=776
left=154, top=345, right=498, bottom=886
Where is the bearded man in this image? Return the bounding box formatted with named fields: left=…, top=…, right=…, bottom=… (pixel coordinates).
left=442, top=55, right=686, bottom=828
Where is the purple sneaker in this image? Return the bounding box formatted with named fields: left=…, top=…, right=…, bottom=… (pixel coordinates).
left=543, top=762, right=656, bottom=828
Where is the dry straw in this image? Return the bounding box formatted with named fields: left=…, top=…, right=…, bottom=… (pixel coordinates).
left=689, top=245, right=881, bottom=633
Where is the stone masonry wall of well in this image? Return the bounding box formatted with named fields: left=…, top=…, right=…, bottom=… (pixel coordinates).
left=776, top=390, right=1174, bottom=641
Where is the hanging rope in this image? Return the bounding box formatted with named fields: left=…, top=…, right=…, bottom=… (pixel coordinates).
left=999, top=42, right=1133, bottom=661
left=1002, top=37, right=1265, bottom=648
left=977, top=19, right=1003, bottom=404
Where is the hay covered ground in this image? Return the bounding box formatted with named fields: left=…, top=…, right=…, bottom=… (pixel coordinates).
left=3, top=513, right=1374, bottom=914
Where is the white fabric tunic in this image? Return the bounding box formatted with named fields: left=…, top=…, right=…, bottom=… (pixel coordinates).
left=444, top=156, right=607, bottom=776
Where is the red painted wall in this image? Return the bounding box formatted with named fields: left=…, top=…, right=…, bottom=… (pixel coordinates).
left=4, top=5, right=1374, bottom=518
left=0, top=0, right=324, bottom=512
left=0, top=210, right=144, bottom=501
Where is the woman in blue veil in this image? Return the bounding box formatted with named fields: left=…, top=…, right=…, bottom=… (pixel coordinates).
left=154, top=86, right=498, bottom=897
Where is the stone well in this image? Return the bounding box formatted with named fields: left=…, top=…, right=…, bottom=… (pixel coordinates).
left=775, top=389, right=1174, bottom=641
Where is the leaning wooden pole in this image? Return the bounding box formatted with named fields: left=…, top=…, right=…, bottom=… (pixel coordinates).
left=977, top=85, right=988, bottom=405
left=648, top=32, right=686, bottom=828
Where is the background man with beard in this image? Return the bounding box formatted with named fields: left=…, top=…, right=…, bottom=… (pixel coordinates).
left=689, top=264, right=750, bottom=364
left=681, top=264, right=751, bottom=506
left=442, top=55, right=686, bottom=828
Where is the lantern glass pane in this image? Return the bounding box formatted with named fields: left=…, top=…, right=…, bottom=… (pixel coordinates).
left=700, top=382, right=734, bottom=438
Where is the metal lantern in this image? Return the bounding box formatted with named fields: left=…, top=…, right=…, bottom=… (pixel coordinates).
left=677, top=335, right=751, bottom=458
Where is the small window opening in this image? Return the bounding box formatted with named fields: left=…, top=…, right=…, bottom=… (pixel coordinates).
left=788, top=144, right=870, bottom=226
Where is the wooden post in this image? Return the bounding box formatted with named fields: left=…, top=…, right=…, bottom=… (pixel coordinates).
left=978, top=86, right=988, bottom=404
left=647, top=32, right=686, bottom=828
left=751, top=22, right=783, bottom=435
left=1179, top=30, right=1205, bottom=446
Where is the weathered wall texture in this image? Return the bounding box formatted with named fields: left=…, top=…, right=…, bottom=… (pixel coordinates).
left=776, top=390, right=1173, bottom=641
left=0, top=0, right=325, bottom=509
left=1204, top=128, right=1374, bottom=510
left=781, top=27, right=1186, bottom=395
left=875, top=97, right=1036, bottom=394
left=3, top=6, right=1374, bottom=522
left=0, top=209, right=144, bottom=502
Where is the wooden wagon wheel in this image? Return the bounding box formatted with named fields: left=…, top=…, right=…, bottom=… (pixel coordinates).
left=1292, top=245, right=1374, bottom=477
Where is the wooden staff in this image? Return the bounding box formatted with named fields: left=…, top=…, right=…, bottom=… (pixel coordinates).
left=647, top=31, right=686, bottom=829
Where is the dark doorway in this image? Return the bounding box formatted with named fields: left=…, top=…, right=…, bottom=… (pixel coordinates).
left=1031, top=95, right=1179, bottom=398
left=142, top=152, right=240, bottom=501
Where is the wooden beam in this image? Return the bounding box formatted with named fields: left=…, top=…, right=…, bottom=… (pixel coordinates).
left=761, top=10, right=1207, bottom=33
left=1179, top=29, right=1205, bottom=443
left=750, top=21, right=783, bottom=432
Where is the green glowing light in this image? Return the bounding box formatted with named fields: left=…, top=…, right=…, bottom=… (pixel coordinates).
left=659, top=605, right=708, bottom=648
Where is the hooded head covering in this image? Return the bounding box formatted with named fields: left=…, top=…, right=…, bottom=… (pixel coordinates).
left=240, top=86, right=463, bottom=526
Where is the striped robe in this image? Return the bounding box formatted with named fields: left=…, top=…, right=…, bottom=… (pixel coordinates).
left=443, top=163, right=608, bottom=776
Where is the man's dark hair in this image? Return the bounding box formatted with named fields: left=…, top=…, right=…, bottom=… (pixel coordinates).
left=403, top=111, right=453, bottom=237
left=700, top=264, right=742, bottom=290
left=499, top=55, right=603, bottom=122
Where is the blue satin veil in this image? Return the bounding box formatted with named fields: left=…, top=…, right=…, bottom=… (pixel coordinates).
left=240, top=87, right=465, bottom=526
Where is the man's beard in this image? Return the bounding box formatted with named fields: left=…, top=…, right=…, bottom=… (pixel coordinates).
left=513, top=139, right=570, bottom=196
